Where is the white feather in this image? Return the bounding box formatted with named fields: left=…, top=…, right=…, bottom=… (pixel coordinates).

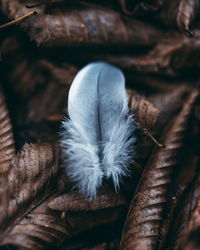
left=102, top=107, right=136, bottom=191
left=61, top=119, right=103, bottom=198
left=61, top=62, right=136, bottom=198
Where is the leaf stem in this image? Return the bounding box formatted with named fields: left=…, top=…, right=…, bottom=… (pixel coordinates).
left=144, top=128, right=165, bottom=148
left=134, top=121, right=165, bottom=148
left=0, top=11, right=37, bottom=30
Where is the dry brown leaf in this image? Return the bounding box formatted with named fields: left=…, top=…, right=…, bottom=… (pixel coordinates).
left=100, top=32, right=200, bottom=76
left=161, top=0, right=200, bottom=36
left=0, top=86, right=62, bottom=247
left=120, top=89, right=199, bottom=250
left=1, top=36, right=77, bottom=100
left=127, top=73, right=180, bottom=93
left=1, top=196, right=70, bottom=249
left=127, top=89, right=163, bottom=150
left=118, top=0, right=166, bottom=15
left=173, top=162, right=200, bottom=250
left=25, top=60, right=77, bottom=123
left=123, top=86, right=190, bottom=188
left=149, top=85, right=190, bottom=131
left=99, top=33, right=184, bottom=76
left=163, top=157, right=200, bottom=250
left=127, top=88, right=159, bottom=130
left=1, top=199, right=124, bottom=249
left=135, top=85, right=190, bottom=168
left=179, top=201, right=200, bottom=250
left=0, top=142, right=59, bottom=233
left=48, top=188, right=126, bottom=211
left=0, top=88, right=15, bottom=174
left=0, top=0, right=163, bottom=47
left=0, top=36, right=78, bottom=144
left=0, top=87, right=15, bottom=233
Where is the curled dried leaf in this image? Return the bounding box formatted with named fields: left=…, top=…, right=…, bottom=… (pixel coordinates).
left=26, top=61, right=77, bottom=123
left=174, top=163, right=200, bottom=249
left=1, top=198, right=70, bottom=249
left=1, top=36, right=77, bottom=99
left=66, top=206, right=125, bottom=235
left=120, top=90, right=199, bottom=250
left=149, top=85, right=190, bottom=130
left=164, top=158, right=200, bottom=250
left=127, top=73, right=179, bottom=92
left=0, top=36, right=78, bottom=144
left=161, top=0, right=200, bottom=36
left=118, top=0, right=166, bottom=15
left=0, top=88, right=15, bottom=174
left=100, top=33, right=184, bottom=76
left=127, top=88, right=163, bottom=147
left=180, top=201, right=200, bottom=250
left=1, top=198, right=124, bottom=249
left=0, top=0, right=162, bottom=47
left=101, top=33, right=200, bottom=76
left=0, top=143, right=59, bottom=235
left=127, top=89, right=159, bottom=130
left=135, top=85, right=190, bottom=168
left=177, top=0, right=200, bottom=36
left=48, top=188, right=126, bottom=211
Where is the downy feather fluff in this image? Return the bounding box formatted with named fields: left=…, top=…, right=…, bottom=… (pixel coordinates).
left=61, top=62, right=136, bottom=198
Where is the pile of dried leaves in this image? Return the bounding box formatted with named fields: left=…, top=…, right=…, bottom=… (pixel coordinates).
left=0, top=0, right=200, bottom=250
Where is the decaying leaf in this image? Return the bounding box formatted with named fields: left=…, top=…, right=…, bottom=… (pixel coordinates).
left=181, top=204, right=200, bottom=250
left=1, top=36, right=77, bottom=100
left=120, top=89, right=199, bottom=250
left=48, top=188, right=126, bottom=211
left=0, top=0, right=163, bottom=47
left=0, top=87, right=15, bottom=232
left=179, top=202, right=200, bottom=250
left=135, top=85, right=190, bottom=169
left=172, top=161, right=200, bottom=250
left=127, top=73, right=180, bottom=93
left=163, top=157, right=200, bottom=250
left=118, top=0, right=166, bottom=15
left=127, top=88, right=159, bottom=130
left=118, top=0, right=166, bottom=16
left=100, top=32, right=200, bottom=76
left=149, top=85, right=190, bottom=131
left=25, top=60, right=77, bottom=123
left=161, top=0, right=200, bottom=36
left=1, top=198, right=125, bottom=249
left=99, top=33, right=184, bottom=76
left=0, top=88, right=15, bottom=174
left=0, top=142, right=59, bottom=233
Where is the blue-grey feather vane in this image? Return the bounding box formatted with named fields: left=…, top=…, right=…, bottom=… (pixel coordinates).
left=60, top=62, right=136, bottom=198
